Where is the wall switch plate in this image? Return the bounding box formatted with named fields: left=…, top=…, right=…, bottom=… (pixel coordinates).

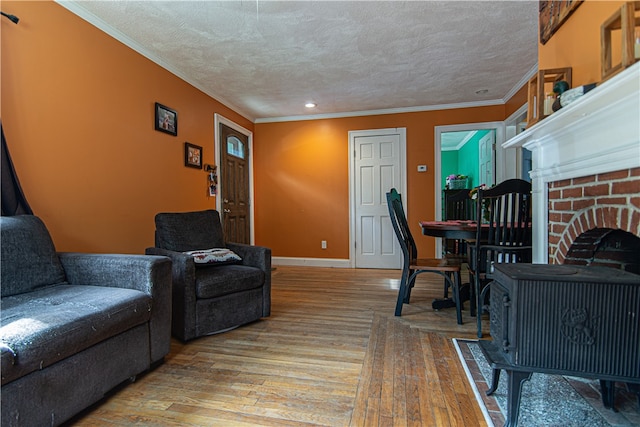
left=417, top=165, right=427, bottom=172
left=321, top=240, right=327, bottom=249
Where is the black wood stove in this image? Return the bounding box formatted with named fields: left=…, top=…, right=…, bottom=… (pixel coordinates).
left=478, top=264, right=640, bottom=427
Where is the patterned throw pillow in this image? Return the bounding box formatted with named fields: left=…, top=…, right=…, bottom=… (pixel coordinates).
left=183, top=248, right=242, bottom=266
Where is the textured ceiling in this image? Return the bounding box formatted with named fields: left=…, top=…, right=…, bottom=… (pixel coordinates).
left=61, top=1, right=539, bottom=122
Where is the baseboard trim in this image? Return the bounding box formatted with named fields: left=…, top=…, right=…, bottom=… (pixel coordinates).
left=272, top=257, right=351, bottom=268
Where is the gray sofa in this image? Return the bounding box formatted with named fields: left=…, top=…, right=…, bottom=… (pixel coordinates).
left=1, top=215, right=172, bottom=426
left=146, top=209, right=271, bottom=341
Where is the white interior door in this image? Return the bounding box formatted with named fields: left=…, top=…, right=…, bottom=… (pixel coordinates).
left=350, top=129, right=406, bottom=269
left=478, top=130, right=496, bottom=187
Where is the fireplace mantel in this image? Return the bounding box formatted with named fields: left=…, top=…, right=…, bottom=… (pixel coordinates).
left=503, top=63, right=640, bottom=263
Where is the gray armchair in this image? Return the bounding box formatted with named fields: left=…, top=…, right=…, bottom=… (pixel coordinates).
left=145, top=209, right=271, bottom=341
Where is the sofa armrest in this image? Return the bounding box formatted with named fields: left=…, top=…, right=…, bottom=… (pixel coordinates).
left=58, top=253, right=172, bottom=363
left=226, top=243, right=271, bottom=317
left=145, top=247, right=197, bottom=341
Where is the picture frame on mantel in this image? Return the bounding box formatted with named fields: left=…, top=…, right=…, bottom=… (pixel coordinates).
left=155, top=102, right=177, bottom=136
left=600, top=1, right=640, bottom=81
left=539, top=0, right=584, bottom=45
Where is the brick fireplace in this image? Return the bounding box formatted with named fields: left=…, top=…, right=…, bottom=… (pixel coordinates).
left=504, top=63, right=640, bottom=263
left=548, top=167, right=640, bottom=265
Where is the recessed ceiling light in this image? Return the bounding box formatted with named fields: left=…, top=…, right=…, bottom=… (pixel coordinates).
left=305, top=102, right=317, bottom=108
left=475, top=89, right=489, bottom=95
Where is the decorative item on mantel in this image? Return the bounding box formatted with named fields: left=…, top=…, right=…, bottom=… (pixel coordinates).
left=526, top=67, right=572, bottom=127
left=552, top=81, right=598, bottom=111
left=601, top=1, right=640, bottom=81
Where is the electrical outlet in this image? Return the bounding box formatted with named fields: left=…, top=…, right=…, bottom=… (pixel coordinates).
left=321, top=240, right=327, bottom=249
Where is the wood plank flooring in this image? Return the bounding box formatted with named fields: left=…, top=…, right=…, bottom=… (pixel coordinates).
left=67, top=266, right=488, bottom=426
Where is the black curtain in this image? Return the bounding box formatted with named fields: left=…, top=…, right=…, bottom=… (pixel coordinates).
left=1, top=121, right=33, bottom=215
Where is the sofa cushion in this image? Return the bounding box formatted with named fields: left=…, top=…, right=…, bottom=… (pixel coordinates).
left=194, top=265, right=264, bottom=299
left=0, top=284, right=152, bottom=385
left=184, top=248, right=242, bottom=266
left=155, top=210, right=225, bottom=252
left=0, top=215, right=67, bottom=297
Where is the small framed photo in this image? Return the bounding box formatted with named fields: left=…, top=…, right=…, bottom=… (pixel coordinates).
left=184, top=142, right=202, bottom=169
left=155, top=102, right=177, bottom=136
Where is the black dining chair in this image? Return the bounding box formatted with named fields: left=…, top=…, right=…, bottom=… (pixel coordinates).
left=443, top=189, right=476, bottom=259
left=387, top=188, right=464, bottom=324
left=469, top=179, right=532, bottom=337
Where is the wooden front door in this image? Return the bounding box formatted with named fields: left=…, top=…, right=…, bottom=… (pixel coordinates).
left=220, top=123, right=250, bottom=244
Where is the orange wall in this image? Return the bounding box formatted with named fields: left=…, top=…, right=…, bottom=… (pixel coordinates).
left=505, top=84, right=528, bottom=119
left=1, top=1, right=252, bottom=253
left=255, top=106, right=506, bottom=259
left=539, top=1, right=626, bottom=86
left=2, top=1, right=526, bottom=260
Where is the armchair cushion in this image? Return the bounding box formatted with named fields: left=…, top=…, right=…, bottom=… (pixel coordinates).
left=195, top=265, right=264, bottom=299
left=185, top=248, right=242, bottom=266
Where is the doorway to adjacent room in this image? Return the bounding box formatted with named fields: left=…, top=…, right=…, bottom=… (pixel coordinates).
left=434, top=122, right=506, bottom=256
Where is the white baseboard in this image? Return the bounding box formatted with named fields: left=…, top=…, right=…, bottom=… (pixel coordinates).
left=272, top=257, right=352, bottom=268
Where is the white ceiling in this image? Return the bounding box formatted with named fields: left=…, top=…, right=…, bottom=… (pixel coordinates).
left=60, top=1, right=539, bottom=122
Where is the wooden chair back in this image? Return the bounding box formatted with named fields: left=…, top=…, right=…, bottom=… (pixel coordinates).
left=386, top=188, right=416, bottom=266
left=476, top=179, right=532, bottom=261
left=444, top=189, right=475, bottom=221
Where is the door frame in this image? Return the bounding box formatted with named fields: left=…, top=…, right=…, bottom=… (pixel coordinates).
left=214, top=113, right=255, bottom=244
left=348, top=127, right=407, bottom=268
left=504, top=104, right=529, bottom=181
left=434, top=121, right=505, bottom=257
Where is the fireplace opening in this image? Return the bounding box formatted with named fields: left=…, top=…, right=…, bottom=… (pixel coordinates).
left=563, top=228, right=640, bottom=275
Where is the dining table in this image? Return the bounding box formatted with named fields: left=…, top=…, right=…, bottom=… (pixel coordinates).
left=419, top=219, right=486, bottom=316
left=419, top=219, right=482, bottom=240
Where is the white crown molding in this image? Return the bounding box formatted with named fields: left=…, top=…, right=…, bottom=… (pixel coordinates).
left=502, top=62, right=538, bottom=104
left=441, top=130, right=480, bottom=152
left=56, top=0, right=256, bottom=123
left=456, top=130, right=478, bottom=150
left=259, top=64, right=538, bottom=124
left=256, top=99, right=505, bottom=124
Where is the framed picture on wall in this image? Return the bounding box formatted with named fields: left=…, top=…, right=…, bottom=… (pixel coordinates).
left=155, top=102, right=178, bottom=136
left=184, top=142, right=202, bottom=169
left=539, top=0, right=583, bottom=45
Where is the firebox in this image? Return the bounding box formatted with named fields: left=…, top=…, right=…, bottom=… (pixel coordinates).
left=479, top=263, right=640, bottom=427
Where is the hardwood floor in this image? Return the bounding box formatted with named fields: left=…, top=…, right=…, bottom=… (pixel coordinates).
left=68, top=266, right=488, bottom=426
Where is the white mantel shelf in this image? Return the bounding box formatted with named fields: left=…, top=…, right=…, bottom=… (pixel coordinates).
left=503, top=62, right=640, bottom=263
